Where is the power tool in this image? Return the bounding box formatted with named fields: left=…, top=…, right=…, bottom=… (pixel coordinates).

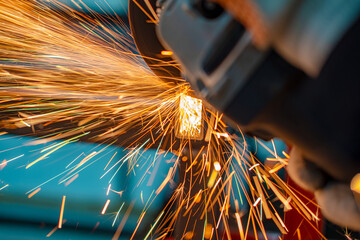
left=129, top=0, right=360, bottom=185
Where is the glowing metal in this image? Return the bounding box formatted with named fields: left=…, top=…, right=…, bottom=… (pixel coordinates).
left=176, top=94, right=203, bottom=140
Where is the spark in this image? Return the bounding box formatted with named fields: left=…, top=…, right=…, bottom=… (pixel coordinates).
left=0, top=160, right=6, bottom=170
left=64, top=174, right=79, bottom=187
left=92, top=222, right=100, bottom=233
left=0, top=154, right=24, bottom=169
left=26, top=165, right=78, bottom=195
left=161, top=50, right=174, bottom=56
left=184, top=232, right=194, bottom=239
left=271, top=139, right=278, bottom=158
left=249, top=163, right=260, bottom=171
left=214, top=161, right=221, bottom=172
left=235, top=212, right=245, bottom=240
left=112, top=202, right=125, bottom=227
left=216, top=132, right=230, bottom=139
left=46, top=226, right=58, bottom=238
left=203, top=224, right=213, bottom=239
left=101, top=199, right=111, bottom=215
left=110, top=189, right=124, bottom=197
left=269, top=163, right=287, bottom=173
left=104, top=152, right=117, bottom=170
left=0, top=184, right=9, bottom=191
left=216, top=196, right=228, bottom=228
left=40, top=133, right=88, bottom=153
left=263, top=175, right=292, bottom=211
left=130, top=212, right=146, bottom=240
left=207, top=170, right=220, bottom=188
left=282, top=151, right=290, bottom=159
left=65, top=153, right=84, bottom=169
left=26, top=141, right=71, bottom=169
left=253, top=197, right=261, bottom=207
left=144, top=210, right=164, bottom=240
left=275, top=211, right=288, bottom=232
left=20, top=120, right=31, bottom=127
left=101, top=140, right=149, bottom=181
left=183, top=190, right=203, bottom=216
left=156, top=166, right=175, bottom=195
left=28, top=188, right=41, bottom=198
left=113, top=201, right=135, bottom=240
left=106, top=184, right=111, bottom=196
left=253, top=176, right=271, bottom=219
left=297, top=228, right=301, bottom=239
left=58, top=195, right=66, bottom=229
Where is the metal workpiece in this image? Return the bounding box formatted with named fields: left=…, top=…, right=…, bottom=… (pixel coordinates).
left=157, top=0, right=267, bottom=110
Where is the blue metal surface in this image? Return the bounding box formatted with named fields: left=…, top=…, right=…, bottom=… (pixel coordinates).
left=54, top=0, right=128, bottom=15
left=0, top=134, right=176, bottom=238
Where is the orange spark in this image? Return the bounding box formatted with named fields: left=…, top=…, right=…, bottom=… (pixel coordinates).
left=204, top=224, right=214, bottom=239
left=106, top=184, right=111, bottom=196
left=184, top=232, right=194, bottom=240
left=249, top=163, right=260, bottom=171
left=47, top=220, right=67, bottom=238
left=28, top=188, right=41, bottom=198
left=156, top=167, right=174, bottom=195
left=104, top=152, right=117, bottom=170
left=58, top=195, right=66, bottom=229
left=92, top=222, right=100, bottom=233
left=46, top=225, right=58, bottom=238
left=101, top=199, right=111, bottom=215
left=0, top=160, right=7, bottom=170
left=214, top=161, right=221, bottom=172
left=161, top=50, right=173, bottom=56
left=253, top=197, right=261, bottom=207
left=64, top=174, right=79, bottom=187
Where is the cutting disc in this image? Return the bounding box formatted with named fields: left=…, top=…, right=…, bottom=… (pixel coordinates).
left=128, top=0, right=181, bottom=83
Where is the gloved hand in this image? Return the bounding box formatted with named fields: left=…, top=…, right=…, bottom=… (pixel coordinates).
left=211, top=0, right=360, bottom=230
left=288, top=148, right=360, bottom=231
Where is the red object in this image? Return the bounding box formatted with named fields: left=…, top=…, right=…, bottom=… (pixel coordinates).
left=230, top=232, right=280, bottom=240
left=283, top=176, right=324, bottom=240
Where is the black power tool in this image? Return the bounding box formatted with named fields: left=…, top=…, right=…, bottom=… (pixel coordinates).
left=129, top=0, right=360, bottom=185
